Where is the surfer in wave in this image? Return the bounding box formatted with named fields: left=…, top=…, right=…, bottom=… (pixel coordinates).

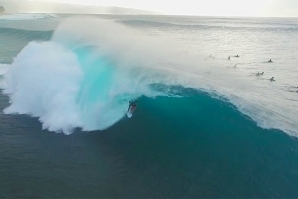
left=128, top=100, right=137, bottom=112
left=127, top=99, right=139, bottom=118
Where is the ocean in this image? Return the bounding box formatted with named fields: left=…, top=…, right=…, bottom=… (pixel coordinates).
left=0, top=14, right=297, bottom=198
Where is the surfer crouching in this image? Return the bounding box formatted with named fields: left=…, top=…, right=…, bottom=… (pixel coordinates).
left=128, top=100, right=137, bottom=112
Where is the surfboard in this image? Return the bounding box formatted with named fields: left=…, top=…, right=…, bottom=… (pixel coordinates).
left=126, top=106, right=136, bottom=118
left=126, top=112, right=133, bottom=118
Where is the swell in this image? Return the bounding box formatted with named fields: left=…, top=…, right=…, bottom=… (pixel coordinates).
left=0, top=27, right=53, bottom=41
left=0, top=27, right=53, bottom=63
left=119, top=19, right=298, bottom=32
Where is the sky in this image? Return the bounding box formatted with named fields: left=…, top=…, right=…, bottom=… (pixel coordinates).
left=2, top=0, right=298, bottom=17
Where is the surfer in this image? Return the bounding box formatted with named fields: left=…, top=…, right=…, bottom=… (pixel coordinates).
left=128, top=100, right=137, bottom=112
left=270, top=77, right=275, bottom=82
left=256, top=72, right=264, bottom=76
left=127, top=99, right=139, bottom=118
left=268, top=59, right=273, bottom=63
left=235, top=55, right=240, bottom=58
left=228, top=56, right=231, bottom=60
left=128, top=98, right=140, bottom=112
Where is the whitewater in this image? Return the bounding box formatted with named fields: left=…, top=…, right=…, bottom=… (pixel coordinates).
left=0, top=16, right=297, bottom=136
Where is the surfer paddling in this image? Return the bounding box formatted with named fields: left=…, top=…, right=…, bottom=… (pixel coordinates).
left=256, top=72, right=264, bottom=76
left=270, top=77, right=275, bottom=82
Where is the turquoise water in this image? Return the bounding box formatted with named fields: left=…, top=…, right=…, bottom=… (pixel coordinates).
left=0, top=14, right=297, bottom=198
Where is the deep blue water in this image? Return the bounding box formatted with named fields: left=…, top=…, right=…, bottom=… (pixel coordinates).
left=1, top=89, right=298, bottom=198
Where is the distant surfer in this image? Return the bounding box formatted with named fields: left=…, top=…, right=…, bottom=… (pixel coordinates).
left=228, top=56, right=231, bottom=60
left=256, top=72, right=264, bottom=76
left=235, top=55, right=240, bottom=58
left=289, top=90, right=298, bottom=93
left=268, top=59, right=273, bottom=63
left=270, top=77, right=275, bottom=81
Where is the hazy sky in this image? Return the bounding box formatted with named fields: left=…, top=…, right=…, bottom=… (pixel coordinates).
left=3, top=0, right=298, bottom=17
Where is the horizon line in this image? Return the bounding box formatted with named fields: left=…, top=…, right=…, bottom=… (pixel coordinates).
left=3, top=12, right=298, bottom=19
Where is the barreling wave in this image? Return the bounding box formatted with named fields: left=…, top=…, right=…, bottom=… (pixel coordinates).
left=1, top=17, right=196, bottom=134
left=1, top=17, right=297, bottom=136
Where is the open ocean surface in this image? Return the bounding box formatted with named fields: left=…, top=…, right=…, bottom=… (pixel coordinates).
left=0, top=14, right=298, bottom=198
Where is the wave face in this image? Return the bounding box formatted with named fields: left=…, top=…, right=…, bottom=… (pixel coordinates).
left=1, top=17, right=298, bottom=136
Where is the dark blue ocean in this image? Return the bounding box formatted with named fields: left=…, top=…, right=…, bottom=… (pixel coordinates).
left=0, top=14, right=297, bottom=198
